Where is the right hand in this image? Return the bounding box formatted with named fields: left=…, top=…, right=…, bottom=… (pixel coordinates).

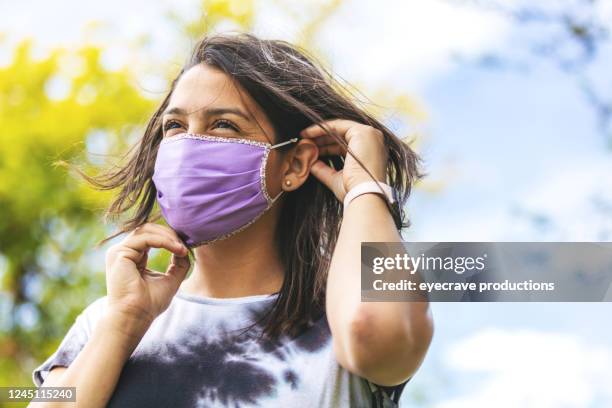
left=104, top=223, right=191, bottom=325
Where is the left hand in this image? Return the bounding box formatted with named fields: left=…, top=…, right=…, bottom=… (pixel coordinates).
left=300, top=119, right=388, bottom=201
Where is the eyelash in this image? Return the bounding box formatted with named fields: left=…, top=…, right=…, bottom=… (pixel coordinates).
left=163, top=119, right=239, bottom=132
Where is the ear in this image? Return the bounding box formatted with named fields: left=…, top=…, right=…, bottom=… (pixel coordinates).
left=282, top=139, right=319, bottom=191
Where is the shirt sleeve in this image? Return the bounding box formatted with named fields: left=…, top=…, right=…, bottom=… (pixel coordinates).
left=32, top=296, right=107, bottom=387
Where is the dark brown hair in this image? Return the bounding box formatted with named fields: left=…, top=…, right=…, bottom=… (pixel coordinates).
left=86, top=32, right=422, bottom=340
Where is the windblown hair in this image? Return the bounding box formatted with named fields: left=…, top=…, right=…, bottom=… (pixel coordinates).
left=86, top=33, right=422, bottom=340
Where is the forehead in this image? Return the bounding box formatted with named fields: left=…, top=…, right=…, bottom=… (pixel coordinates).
left=169, top=64, right=260, bottom=117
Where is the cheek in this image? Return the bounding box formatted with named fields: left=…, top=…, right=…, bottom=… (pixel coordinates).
left=264, top=150, right=285, bottom=198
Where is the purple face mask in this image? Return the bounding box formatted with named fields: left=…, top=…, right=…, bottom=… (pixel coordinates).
left=152, top=133, right=298, bottom=247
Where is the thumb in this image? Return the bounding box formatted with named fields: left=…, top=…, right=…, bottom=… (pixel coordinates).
left=166, top=254, right=191, bottom=286
left=310, top=160, right=346, bottom=200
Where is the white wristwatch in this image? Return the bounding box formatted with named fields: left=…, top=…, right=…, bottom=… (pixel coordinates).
left=343, top=181, right=395, bottom=211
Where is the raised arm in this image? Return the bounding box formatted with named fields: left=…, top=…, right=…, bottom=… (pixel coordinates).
left=303, top=119, right=434, bottom=386
left=30, top=224, right=190, bottom=408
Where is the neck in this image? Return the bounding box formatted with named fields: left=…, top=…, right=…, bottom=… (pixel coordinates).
left=179, top=208, right=284, bottom=298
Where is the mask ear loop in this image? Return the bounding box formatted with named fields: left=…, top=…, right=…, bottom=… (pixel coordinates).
left=268, top=137, right=299, bottom=202
left=270, top=137, right=299, bottom=149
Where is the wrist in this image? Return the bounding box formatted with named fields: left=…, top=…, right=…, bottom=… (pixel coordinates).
left=345, top=175, right=386, bottom=193
left=343, top=180, right=395, bottom=212
left=96, top=309, right=153, bottom=355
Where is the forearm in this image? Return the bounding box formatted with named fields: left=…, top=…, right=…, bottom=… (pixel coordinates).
left=326, top=193, right=433, bottom=383
left=30, top=311, right=151, bottom=408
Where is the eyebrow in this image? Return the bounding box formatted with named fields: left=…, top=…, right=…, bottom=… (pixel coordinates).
left=162, top=106, right=251, bottom=121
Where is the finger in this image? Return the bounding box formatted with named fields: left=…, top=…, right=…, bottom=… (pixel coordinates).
left=165, top=254, right=191, bottom=286
left=310, top=160, right=345, bottom=199
left=300, top=119, right=356, bottom=140
left=134, top=223, right=183, bottom=246
left=131, top=224, right=187, bottom=254
left=147, top=223, right=184, bottom=244
left=136, top=251, right=148, bottom=272
left=308, top=134, right=340, bottom=146
left=113, top=246, right=146, bottom=266
left=317, top=144, right=347, bottom=157
left=123, top=233, right=187, bottom=259
left=143, top=268, right=166, bottom=278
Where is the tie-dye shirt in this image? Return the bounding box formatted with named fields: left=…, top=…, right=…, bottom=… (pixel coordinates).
left=32, top=290, right=409, bottom=407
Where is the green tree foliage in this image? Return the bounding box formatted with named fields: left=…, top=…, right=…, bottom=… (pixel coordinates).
left=0, top=40, right=155, bottom=389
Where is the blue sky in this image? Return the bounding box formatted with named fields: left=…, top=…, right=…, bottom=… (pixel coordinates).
left=408, top=59, right=612, bottom=242
left=2, top=0, right=611, bottom=406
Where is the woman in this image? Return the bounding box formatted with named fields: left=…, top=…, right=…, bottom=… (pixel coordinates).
left=31, top=33, right=433, bottom=407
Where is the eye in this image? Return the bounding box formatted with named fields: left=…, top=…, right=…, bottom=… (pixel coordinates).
left=213, top=119, right=239, bottom=131
left=163, top=120, right=183, bottom=133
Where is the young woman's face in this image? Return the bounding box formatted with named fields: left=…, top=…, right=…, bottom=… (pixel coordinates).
left=162, top=63, right=287, bottom=199
left=162, top=64, right=276, bottom=143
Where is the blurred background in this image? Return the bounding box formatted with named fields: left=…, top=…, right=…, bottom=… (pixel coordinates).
left=1, top=0, right=611, bottom=406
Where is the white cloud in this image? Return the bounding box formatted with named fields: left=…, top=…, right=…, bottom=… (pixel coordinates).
left=518, top=156, right=612, bottom=240
left=315, top=0, right=512, bottom=90
left=408, top=154, right=612, bottom=242
left=439, top=328, right=612, bottom=408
